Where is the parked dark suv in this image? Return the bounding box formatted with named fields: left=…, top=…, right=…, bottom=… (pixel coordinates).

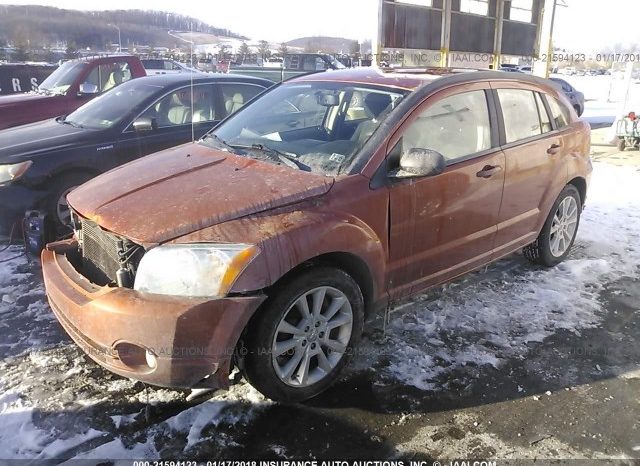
left=42, top=68, right=591, bottom=402
left=0, top=73, right=271, bottom=238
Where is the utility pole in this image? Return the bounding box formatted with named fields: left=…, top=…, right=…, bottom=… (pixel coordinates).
left=108, top=24, right=121, bottom=52
left=533, top=0, right=567, bottom=78
left=440, top=0, right=452, bottom=68
left=492, top=0, right=505, bottom=70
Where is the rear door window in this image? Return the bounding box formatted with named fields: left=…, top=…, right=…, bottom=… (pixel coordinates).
left=285, top=55, right=301, bottom=70
left=402, top=90, right=492, bottom=163
left=139, top=84, right=218, bottom=128
left=303, top=56, right=327, bottom=71
left=497, top=89, right=542, bottom=143
left=220, top=83, right=265, bottom=116
left=85, top=61, right=132, bottom=93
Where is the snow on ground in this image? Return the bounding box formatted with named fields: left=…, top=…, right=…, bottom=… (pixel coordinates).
left=0, top=162, right=638, bottom=459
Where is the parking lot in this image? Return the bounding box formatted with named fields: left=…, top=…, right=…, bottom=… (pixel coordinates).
left=1, top=141, right=639, bottom=459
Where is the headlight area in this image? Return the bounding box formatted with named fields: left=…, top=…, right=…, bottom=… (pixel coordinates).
left=0, top=161, right=32, bottom=184
left=133, top=243, right=260, bottom=298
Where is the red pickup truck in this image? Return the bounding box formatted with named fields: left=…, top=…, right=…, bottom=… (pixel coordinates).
left=0, top=55, right=146, bottom=130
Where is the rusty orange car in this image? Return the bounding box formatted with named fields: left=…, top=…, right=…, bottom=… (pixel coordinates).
left=42, top=68, right=592, bottom=402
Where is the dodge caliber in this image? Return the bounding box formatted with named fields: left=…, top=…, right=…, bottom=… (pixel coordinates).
left=42, top=68, right=592, bottom=402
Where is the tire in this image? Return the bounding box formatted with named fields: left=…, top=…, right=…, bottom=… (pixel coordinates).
left=242, top=266, right=364, bottom=402
left=523, top=185, right=581, bottom=267
left=617, top=138, right=626, bottom=152
left=46, top=172, right=94, bottom=235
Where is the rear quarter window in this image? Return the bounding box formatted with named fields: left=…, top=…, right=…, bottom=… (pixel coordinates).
left=546, top=95, right=571, bottom=128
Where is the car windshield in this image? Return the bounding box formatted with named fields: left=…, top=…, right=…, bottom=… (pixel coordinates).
left=205, top=82, right=405, bottom=175
left=63, top=80, right=162, bottom=130
left=39, top=61, right=88, bottom=95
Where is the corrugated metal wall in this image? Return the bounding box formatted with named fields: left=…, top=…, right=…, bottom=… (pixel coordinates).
left=381, top=0, right=541, bottom=58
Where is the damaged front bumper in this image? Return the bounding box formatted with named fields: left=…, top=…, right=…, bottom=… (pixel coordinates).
left=41, top=240, right=265, bottom=389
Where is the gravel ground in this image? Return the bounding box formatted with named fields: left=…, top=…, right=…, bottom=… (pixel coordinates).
left=0, top=161, right=638, bottom=461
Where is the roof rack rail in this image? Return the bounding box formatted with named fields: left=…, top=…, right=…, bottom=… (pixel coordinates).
left=67, top=52, right=134, bottom=61
left=379, top=66, right=489, bottom=75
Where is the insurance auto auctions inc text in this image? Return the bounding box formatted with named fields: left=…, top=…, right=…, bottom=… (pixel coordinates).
left=207, top=461, right=497, bottom=466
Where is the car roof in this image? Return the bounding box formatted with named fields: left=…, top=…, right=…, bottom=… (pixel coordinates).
left=289, top=67, right=561, bottom=93
left=126, top=73, right=273, bottom=87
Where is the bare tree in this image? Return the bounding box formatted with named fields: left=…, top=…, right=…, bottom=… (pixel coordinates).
left=257, top=40, right=271, bottom=60
left=238, top=41, right=251, bottom=62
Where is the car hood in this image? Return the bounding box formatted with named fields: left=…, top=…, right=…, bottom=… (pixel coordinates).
left=0, top=118, right=87, bottom=162
left=0, top=92, right=55, bottom=108
left=68, top=143, right=335, bottom=245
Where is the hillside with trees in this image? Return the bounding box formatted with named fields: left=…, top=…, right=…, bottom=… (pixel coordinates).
left=0, top=5, right=246, bottom=50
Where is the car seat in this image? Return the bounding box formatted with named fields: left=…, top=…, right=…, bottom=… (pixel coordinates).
left=103, top=69, right=124, bottom=92
left=350, top=93, right=392, bottom=144
left=225, top=93, right=244, bottom=114
left=167, top=92, right=192, bottom=125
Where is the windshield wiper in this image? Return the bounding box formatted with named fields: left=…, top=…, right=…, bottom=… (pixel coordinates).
left=237, top=143, right=311, bottom=172
left=59, top=117, right=84, bottom=129
left=202, top=133, right=238, bottom=153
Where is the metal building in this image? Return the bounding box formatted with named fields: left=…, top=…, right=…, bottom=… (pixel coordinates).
left=376, top=0, right=555, bottom=74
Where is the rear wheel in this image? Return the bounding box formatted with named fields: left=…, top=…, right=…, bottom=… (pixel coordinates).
left=242, top=267, right=364, bottom=402
left=523, top=185, right=581, bottom=267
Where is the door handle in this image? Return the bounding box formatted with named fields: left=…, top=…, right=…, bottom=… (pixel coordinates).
left=547, top=143, right=562, bottom=155
left=476, top=165, right=502, bottom=178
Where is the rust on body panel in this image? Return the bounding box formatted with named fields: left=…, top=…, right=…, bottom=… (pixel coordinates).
left=68, top=143, right=334, bottom=245
left=43, top=69, right=593, bottom=391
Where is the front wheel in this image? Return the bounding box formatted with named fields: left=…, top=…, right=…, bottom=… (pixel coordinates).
left=46, top=172, right=93, bottom=235
left=242, top=267, right=364, bottom=402
left=523, top=185, right=581, bottom=267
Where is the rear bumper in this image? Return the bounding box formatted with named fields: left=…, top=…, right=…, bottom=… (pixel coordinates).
left=41, top=244, right=265, bottom=389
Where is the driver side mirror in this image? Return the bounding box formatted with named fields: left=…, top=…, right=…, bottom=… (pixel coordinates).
left=132, top=117, right=156, bottom=132
left=390, top=148, right=446, bottom=178
left=78, top=82, right=99, bottom=96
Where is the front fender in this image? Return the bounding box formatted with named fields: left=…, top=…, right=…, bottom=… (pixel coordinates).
left=233, top=210, right=387, bottom=297
left=173, top=207, right=388, bottom=302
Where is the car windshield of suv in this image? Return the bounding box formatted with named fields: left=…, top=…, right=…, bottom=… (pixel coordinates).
left=39, top=61, right=88, bottom=95
left=62, top=80, right=162, bottom=130
left=205, top=82, right=405, bottom=175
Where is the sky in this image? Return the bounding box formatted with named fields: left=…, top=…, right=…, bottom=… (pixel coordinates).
left=2, top=0, right=640, bottom=51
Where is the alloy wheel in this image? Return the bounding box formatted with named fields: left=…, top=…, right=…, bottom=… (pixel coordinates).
left=56, top=186, right=78, bottom=226
left=271, top=286, right=353, bottom=387
left=549, top=196, right=579, bottom=257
